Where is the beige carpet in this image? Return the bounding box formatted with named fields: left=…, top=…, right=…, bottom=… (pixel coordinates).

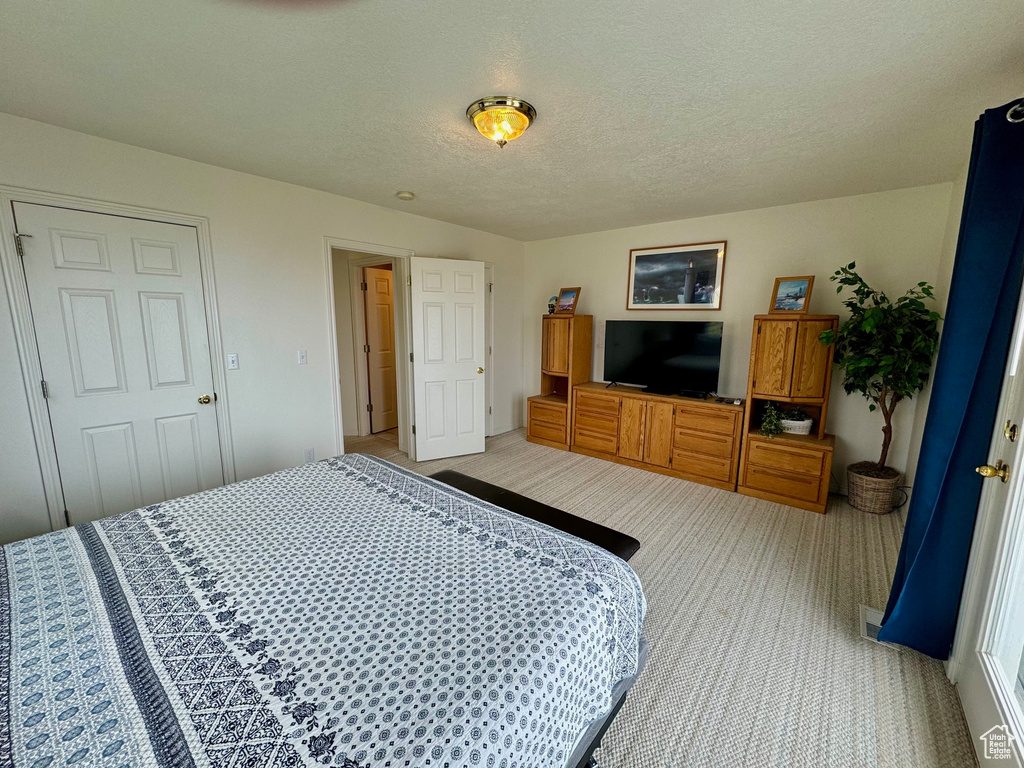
left=344, top=429, right=976, bottom=768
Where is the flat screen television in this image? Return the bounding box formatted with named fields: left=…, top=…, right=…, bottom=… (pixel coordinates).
left=603, top=320, right=723, bottom=396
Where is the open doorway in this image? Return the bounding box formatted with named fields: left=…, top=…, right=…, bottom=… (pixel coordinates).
left=327, top=243, right=415, bottom=457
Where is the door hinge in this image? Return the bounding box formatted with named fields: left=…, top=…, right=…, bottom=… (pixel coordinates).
left=366, top=403, right=373, bottom=412
left=489, top=283, right=493, bottom=293
left=13, top=232, right=33, bottom=259
left=412, top=424, right=416, bottom=435
left=757, top=326, right=762, bottom=334
left=40, top=380, right=49, bottom=398
left=408, top=276, right=412, bottom=287
left=360, top=282, right=367, bottom=291
left=364, top=344, right=370, bottom=354
left=63, top=509, right=71, bottom=527
left=409, top=352, right=414, bottom=363
left=488, top=406, right=492, bottom=414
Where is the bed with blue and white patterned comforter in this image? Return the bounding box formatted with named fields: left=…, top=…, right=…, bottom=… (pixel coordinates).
left=1, top=454, right=646, bottom=768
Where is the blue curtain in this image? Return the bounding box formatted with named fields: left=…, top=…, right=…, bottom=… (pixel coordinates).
left=878, top=100, right=1024, bottom=659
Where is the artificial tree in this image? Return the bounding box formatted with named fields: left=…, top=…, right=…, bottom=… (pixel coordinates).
left=820, top=263, right=941, bottom=510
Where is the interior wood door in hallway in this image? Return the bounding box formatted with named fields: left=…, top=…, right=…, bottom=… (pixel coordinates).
left=14, top=202, right=224, bottom=524
left=364, top=265, right=399, bottom=433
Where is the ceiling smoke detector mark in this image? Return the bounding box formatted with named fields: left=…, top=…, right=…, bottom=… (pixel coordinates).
left=396, top=191, right=415, bottom=201
left=859, top=605, right=895, bottom=647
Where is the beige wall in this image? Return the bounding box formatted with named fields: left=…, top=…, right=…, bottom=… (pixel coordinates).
left=903, top=163, right=970, bottom=487
left=522, top=184, right=955, bottom=487
left=0, top=112, right=524, bottom=544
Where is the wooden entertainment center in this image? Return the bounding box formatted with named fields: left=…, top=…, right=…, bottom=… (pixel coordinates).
left=526, top=311, right=841, bottom=513
left=569, top=383, right=744, bottom=491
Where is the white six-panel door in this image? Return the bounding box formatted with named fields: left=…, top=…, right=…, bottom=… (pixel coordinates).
left=409, top=256, right=486, bottom=460
left=14, top=202, right=224, bottom=524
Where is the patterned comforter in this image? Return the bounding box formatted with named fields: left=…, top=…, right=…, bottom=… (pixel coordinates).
left=1, top=454, right=646, bottom=768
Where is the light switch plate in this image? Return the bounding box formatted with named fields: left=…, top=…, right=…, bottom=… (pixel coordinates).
left=297, top=349, right=307, bottom=365
left=226, top=353, right=239, bottom=370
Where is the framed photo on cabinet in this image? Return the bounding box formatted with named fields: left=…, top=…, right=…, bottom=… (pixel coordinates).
left=769, top=276, right=814, bottom=314
left=554, top=287, right=581, bottom=314
left=627, top=241, right=726, bottom=310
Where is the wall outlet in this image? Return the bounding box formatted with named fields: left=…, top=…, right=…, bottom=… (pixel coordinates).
left=297, top=349, right=308, bottom=365
left=226, top=353, right=239, bottom=370
left=304, top=448, right=315, bottom=463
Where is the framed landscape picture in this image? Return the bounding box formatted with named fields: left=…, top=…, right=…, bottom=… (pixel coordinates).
left=554, top=286, right=581, bottom=314
left=769, top=276, right=814, bottom=314
left=627, top=241, right=726, bottom=310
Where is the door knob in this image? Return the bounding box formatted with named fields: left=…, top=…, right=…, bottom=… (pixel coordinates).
left=977, top=461, right=1010, bottom=483
left=477, top=367, right=485, bottom=374
left=198, top=395, right=212, bottom=405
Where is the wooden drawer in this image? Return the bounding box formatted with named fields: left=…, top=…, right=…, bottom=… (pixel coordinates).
left=575, top=390, right=620, bottom=417
left=743, top=464, right=822, bottom=504
left=529, top=400, right=566, bottom=426
left=529, top=419, right=566, bottom=444
left=574, top=428, right=617, bottom=454
left=575, top=410, right=618, bottom=436
left=672, top=451, right=732, bottom=483
left=746, top=440, right=826, bottom=476
left=674, top=428, right=733, bottom=459
left=674, top=406, right=738, bottom=436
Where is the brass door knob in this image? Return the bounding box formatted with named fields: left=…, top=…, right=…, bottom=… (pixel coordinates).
left=477, top=367, right=485, bottom=374
left=198, top=395, right=212, bottom=405
left=977, top=461, right=1010, bottom=483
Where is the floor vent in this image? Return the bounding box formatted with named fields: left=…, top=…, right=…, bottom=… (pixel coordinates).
left=859, top=605, right=887, bottom=644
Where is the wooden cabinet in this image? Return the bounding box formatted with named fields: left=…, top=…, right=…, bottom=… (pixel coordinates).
left=751, top=319, right=797, bottom=396
left=570, top=383, right=744, bottom=491
left=542, top=317, right=571, bottom=375
left=643, top=401, right=674, bottom=468
left=527, top=315, right=593, bottom=450
left=750, top=316, right=834, bottom=403
left=738, top=313, right=839, bottom=513
left=618, top=398, right=646, bottom=461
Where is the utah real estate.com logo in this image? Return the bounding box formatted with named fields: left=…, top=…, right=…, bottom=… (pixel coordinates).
left=980, top=725, right=1016, bottom=760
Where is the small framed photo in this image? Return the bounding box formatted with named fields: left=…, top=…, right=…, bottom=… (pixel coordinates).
left=627, top=241, right=726, bottom=310
left=769, top=276, right=815, bottom=314
left=554, top=287, right=581, bottom=314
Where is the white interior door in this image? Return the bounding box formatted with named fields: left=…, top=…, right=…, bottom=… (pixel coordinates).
left=409, top=256, right=486, bottom=461
left=956, top=295, right=1024, bottom=765
left=364, top=265, right=398, bottom=433
left=14, top=202, right=224, bottom=524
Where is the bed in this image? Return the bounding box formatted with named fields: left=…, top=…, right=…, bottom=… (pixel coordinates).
left=1, top=454, right=646, bottom=768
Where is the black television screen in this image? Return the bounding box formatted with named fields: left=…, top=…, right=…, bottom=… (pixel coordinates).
left=603, top=320, right=723, bottom=395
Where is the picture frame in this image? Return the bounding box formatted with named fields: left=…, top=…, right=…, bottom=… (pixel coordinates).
left=554, top=286, right=581, bottom=314
left=627, top=241, right=726, bottom=310
left=769, top=276, right=815, bottom=314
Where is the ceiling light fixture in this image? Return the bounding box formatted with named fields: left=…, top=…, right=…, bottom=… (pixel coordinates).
left=466, top=97, right=536, bottom=148
left=396, top=191, right=416, bottom=201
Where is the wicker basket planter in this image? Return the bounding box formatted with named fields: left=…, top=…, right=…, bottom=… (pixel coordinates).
left=781, top=417, right=813, bottom=435
left=847, top=462, right=902, bottom=515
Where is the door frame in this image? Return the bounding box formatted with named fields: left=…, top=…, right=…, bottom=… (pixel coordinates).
left=948, top=286, right=1024, bottom=764
left=323, top=237, right=416, bottom=459
left=0, top=185, right=237, bottom=532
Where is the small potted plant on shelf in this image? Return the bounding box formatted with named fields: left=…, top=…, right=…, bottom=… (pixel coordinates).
left=819, top=262, right=941, bottom=514
left=780, top=407, right=813, bottom=435
left=758, top=402, right=784, bottom=438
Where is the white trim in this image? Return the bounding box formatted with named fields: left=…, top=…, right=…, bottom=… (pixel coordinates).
left=0, top=185, right=236, bottom=532
left=485, top=263, right=495, bottom=437
left=323, top=237, right=415, bottom=459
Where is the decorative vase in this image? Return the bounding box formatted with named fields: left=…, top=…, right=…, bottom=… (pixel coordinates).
left=846, top=462, right=902, bottom=515
left=780, top=418, right=813, bottom=435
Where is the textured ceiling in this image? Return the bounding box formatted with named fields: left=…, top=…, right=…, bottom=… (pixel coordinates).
left=0, top=0, right=1021, bottom=240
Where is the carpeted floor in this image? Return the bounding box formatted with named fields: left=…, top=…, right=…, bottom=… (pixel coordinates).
left=344, top=429, right=977, bottom=768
